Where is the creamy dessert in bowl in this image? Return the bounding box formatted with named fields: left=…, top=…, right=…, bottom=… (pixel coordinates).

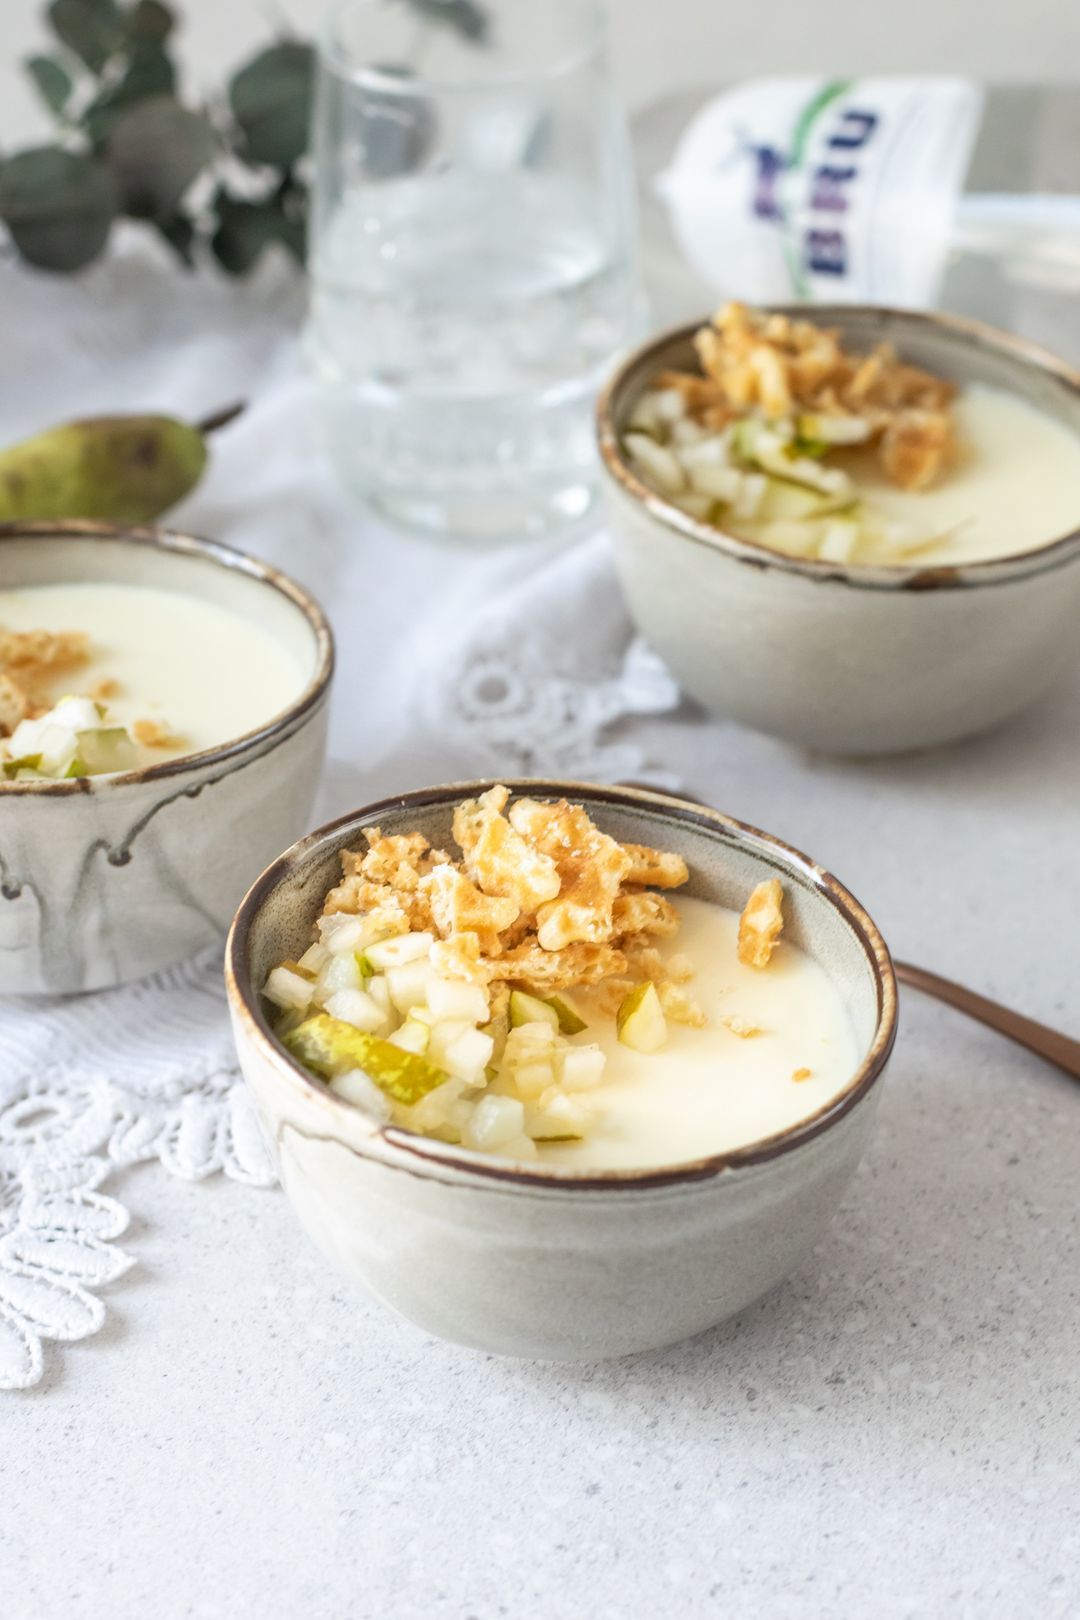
left=0, top=521, right=333, bottom=995
left=0, top=581, right=305, bottom=781
left=226, top=781, right=896, bottom=1360
left=598, top=305, right=1080, bottom=754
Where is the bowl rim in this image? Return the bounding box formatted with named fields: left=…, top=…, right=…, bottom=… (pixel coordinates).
left=597, top=303, right=1080, bottom=593
left=0, top=520, right=335, bottom=797
left=225, top=779, right=899, bottom=1193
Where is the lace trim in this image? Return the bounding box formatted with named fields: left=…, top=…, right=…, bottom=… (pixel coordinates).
left=0, top=949, right=274, bottom=1389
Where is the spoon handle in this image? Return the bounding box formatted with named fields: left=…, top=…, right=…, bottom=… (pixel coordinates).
left=894, top=960, right=1080, bottom=1083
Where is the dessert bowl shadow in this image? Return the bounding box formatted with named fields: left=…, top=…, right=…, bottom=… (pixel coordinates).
left=0, top=521, right=334, bottom=996
left=597, top=306, right=1080, bottom=755
left=225, top=780, right=897, bottom=1361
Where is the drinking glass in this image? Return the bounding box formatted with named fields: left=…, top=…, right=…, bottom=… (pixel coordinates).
left=307, top=0, right=643, bottom=539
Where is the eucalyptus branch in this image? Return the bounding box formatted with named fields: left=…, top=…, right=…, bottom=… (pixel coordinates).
left=0, top=0, right=489, bottom=276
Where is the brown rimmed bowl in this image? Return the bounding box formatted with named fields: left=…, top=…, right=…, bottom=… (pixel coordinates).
left=225, top=780, right=897, bottom=1361
left=0, top=521, right=334, bottom=995
left=598, top=306, right=1080, bottom=754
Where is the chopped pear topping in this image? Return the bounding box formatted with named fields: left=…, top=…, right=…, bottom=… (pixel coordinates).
left=544, top=994, right=588, bottom=1036
left=623, top=303, right=963, bottom=564
left=283, top=1015, right=449, bottom=1105
left=616, top=982, right=668, bottom=1054
left=265, top=790, right=707, bottom=1160
left=509, top=990, right=561, bottom=1032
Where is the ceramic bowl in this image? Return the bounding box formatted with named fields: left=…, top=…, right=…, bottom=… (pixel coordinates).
left=225, top=780, right=897, bottom=1361
left=598, top=306, right=1080, bottom=754
left=1, top=521, right=333, bottom=996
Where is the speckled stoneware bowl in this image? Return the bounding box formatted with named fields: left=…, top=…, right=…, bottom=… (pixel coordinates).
left=1, top=521, right=333, bottom=996
left=225, top=781, right=897, bottom=1361
left=598, top=306, right=1080, bottom=755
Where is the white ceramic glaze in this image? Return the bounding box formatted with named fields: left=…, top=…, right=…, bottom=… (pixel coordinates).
left=598, top=307, right=1080, bottom=755
left=0, top=522, right=334, bottom=996
left=225, top=782, right=897, bottom=1361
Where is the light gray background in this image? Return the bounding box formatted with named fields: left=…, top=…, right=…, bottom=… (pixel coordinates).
left=3, top=5, right=1080, bottom=1619
left=3, top=0, right=1080, bottom=144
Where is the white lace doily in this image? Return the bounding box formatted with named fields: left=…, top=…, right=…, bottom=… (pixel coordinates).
left=0, top=949, right=274, bottom=1389
left=414, top=532, right=683, bottom=787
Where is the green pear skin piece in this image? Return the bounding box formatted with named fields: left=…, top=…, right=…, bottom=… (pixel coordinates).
left=0, top=415, right=208, bottom=524
left=283, top=1014, right=450, bottom=1106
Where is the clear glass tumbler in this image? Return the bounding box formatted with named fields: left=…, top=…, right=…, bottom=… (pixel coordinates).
left=307, top=0, right=642, bottom=540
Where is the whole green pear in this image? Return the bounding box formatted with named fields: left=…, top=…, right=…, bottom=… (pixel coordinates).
left=0, top=415, right=209, bottom=524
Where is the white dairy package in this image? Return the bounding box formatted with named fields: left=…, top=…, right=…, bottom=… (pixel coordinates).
left=658, top=77, right=984, bottom=308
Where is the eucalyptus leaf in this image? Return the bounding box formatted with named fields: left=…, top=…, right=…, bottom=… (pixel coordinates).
left=125, top=0, right=174, bottom=46
left=105, top=95, right=214, bottom=219
left=210, top=193, right=290, bottom=275
left=25, top=55, right=73, bottom=119
left=47, top=0, right=124, bottom=72
left=406, top=0, right=490, bottom=44
left=154, top=211, right=195, bottom=266
left=229, top=42, right=313, bottom=170
left=82, top=42, right=176, bottom=146
left=0, top=146, right=117, bottom=271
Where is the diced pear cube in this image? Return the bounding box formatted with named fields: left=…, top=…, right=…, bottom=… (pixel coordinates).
left=509, top=990, right=560, bottom=1032
left=364, top=931, right=434, bottom=969
left=624, top=432, right=687, bottom=494
left=525, top=1089, right=592, bottom=1141
left=37, top=723, right=78, bottom=777
left=733, top=473, right=767, bottom=519
left=262, top=965, right=314, bottom=1012
left=463, top=1095, right=526, bottom=1151
left=297, top=942, right=329, bottom=975
left=543, top=995, right=588, bottom=1035
left=510, top=1058, right=557, bottom=1100
left=385, top=957, right=435, bottom=1014
left=323, top=988, right=387, bottom=1033
left=688, top=464, right=744, bottom=502
left=678, top=432, right=732, bottom=467
left=442, top=1027, right=495, bottom=1086
left=315, top=951, right=362, bottom=1002
left=52, top=696, right=102, bottom=731
left=559, top=1045, right=607, bottom=1091
left=427, top=977, right=490, bottom=1024
left=616, top=982, right=668, bottom=1054
left=669, top=416, right=709, bottom=447
left=318, top=914, right=368, bottom=956
left=818, top=519, right=860, bottom=563
left=428, top=1019, right=475, bottom=1070
left=389, top=1017, right=431, bottom=1056
left=499, top=1134, right=538, bottom=1161
left=652, top=387, right=688, bottom=424
left=509, top=1019, right=557, bottom=1048
left=329, top=1069, right=392, bottom=1122
left=366, top=975, right=392, bottom=1016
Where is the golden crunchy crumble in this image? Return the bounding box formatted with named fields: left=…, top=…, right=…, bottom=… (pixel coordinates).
left=792, top=1066, right=813, bottom=1082
left=320, top=786, right=705, bottom=1020
left=662, top=301, right=957, bottom=491
left=0, top=627, right=90, bottom=736
left=721, top=1012, right=764, bottom=1039
left=132, top=718, right=185, bottom=750
left=737, top=877, right=785, bottom=969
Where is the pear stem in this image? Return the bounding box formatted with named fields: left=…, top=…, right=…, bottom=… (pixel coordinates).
left=195, top=401, right=247, bottom=435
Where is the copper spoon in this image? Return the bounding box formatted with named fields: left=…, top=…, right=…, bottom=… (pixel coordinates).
left=616, top=783, right=1080, bottom=1084
left=891, top=960, right=1080, bottom=1083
